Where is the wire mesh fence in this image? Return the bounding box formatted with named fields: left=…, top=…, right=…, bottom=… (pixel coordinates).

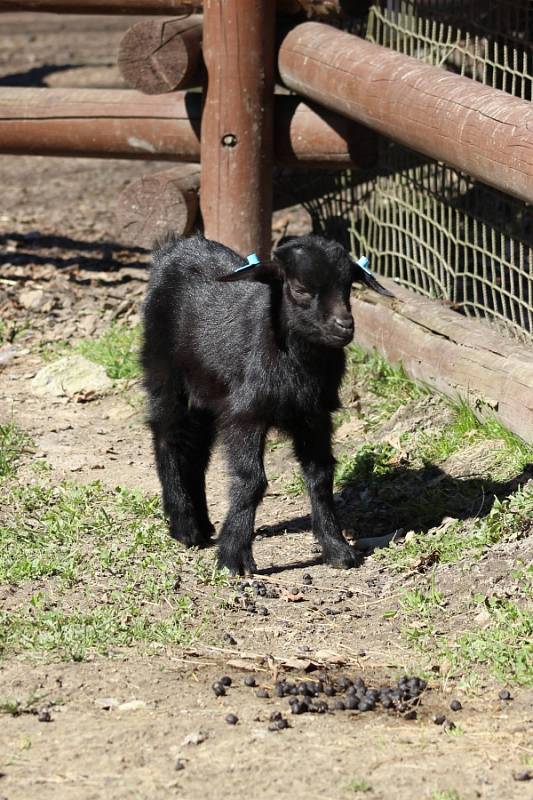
left=305, top=0, right=533, bottom=341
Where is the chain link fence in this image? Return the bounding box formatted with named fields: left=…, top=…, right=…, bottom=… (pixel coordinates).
left=304, top=0, right=532, bottom=340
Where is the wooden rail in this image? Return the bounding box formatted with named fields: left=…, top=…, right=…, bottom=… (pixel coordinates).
left=0, top=0, right=344, bottom=14
left=279, top=22, right=533, bottom=204
left=0, top=87, right=378, bottom=168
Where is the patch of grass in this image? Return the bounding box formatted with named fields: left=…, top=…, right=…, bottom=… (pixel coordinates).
left=0, top=422, right=32, bottom=478
left=283, top=444, right=397, bottom=496
left=374, top=483, right=533, bottom=572
left=0, top=319, right=29, bottom=344
left=344, top=344, right=427, bottom=420
left=432, top=791, right=463, bottom=800
left=345, top=777, right=372, bottom=793
left=0, top=481, right=205, bottom=661
left=192, top=554, right=230, bottom=587
left=335, top=443, right=397, bottom=488
left=76, top=322, right=141, bottom=380
left=284, top=471, right=306, bottom=497
left=440, top=597, right=533, bottom=687
left=400, top=573, right=445, bottom=618
left=0, top=690, right=61, bottom=717
left=416, top=400, right=533, bottom=473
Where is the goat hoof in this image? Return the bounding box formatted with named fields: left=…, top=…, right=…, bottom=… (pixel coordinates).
left=169, top=520, right=206, bottom=549
left=197, top=523, right=216, bottom=548
left=322, top=543, right=361, bottom=570
left=218, top=547, right=257, bottom=577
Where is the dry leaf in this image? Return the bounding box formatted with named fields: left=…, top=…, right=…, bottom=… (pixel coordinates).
left=280, top=588, right=305, bottom=602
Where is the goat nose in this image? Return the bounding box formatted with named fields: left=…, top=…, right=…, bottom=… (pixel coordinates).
left=334, top=315, right=354, bottom=330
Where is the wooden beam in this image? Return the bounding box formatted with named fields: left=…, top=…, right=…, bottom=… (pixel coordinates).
left=118, top=16, right=204, bottom=95
left=0, top=87, right=202, bottom=160
left=0, top=0, right=350, bottom=14
left=200, top=0, right=275, bottom=257
left=0, top=0, right=203, bottom=12
left=115, top=164, right=200, bottom=248
left=279, top=22, right=533, bottom=204
left=275, top=97, right=377, bottom=169
left=0, top=87, right=377, bottom=168
left=351, top=281, right=533, bottom=444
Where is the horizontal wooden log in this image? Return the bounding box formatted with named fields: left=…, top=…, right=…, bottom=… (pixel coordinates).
left=0, top=87, right=378, bottom=168
left=115, top=164, right=200, bottom=247
left=276, top=97, right=377, bottom=169
left=0, top=0, right=350, bottom=13
left=118, top=16, right=204, bottom=95
left=0, top=0, right=203, bottom=12
left=279, top=22, right=533, bottom=203
left=351, top=280, right=533, bottom=444
left=0, top=87, right=202, bottom=160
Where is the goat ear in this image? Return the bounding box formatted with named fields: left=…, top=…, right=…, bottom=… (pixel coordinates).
left=351, top=258, right=394, bottom=297
left=217, top=260, right=283, bottom=285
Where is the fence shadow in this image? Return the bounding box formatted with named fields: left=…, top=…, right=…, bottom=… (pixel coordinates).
left=0, top=232, right=148, bottom=275
left=256, top=459, right=532, bottom=574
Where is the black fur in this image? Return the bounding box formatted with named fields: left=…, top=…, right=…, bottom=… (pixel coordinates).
left=142, top=234, right=390, bottom=575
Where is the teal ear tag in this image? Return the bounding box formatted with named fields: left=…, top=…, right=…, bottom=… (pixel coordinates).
left=357, top=256, right=372, bottom=275
left=232, top=252, right=260, bottom=275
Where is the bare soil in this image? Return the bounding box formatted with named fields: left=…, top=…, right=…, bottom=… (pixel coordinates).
left=1, top=14, right=532, bottom=800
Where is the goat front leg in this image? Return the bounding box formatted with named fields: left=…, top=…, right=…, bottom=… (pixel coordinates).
left=291, top=417, right=359, bottom=569
left=217, top=425, right=267, bottom=576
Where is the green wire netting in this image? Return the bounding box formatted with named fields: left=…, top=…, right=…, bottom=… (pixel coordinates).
left=301, top=1, right=533, bottom=341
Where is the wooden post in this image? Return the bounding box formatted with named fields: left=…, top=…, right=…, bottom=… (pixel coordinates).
left=279, top=22, right=533, bottom=204
left=351, top=281, right=533, bottom=444
left=115, top=164, right=200, bottom=248
left=200, top=0, right=275, bottom=257
left=118, top=16, right=204, bottom=95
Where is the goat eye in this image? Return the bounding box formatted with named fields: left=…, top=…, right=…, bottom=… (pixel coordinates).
left=291, top=283, right=312, bottom=299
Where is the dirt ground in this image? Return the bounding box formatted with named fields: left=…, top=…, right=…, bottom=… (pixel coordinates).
left=1, top=13, right=532, bottom=800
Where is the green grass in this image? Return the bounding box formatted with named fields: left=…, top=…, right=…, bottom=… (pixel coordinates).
left=440, top=596, right=533, bottom=687
left=335, top=443, right=397, bottom=487
left=43, top=322, right=142, bottom=380
left=284, top=442, right=397, bottom=497
left=0, top=690, right=61, bottom=717
left=416, top=400, right=533, bottom=473
left=76, top=322, right=141, bottom=380
left=400, top=573, right=445, bottom=618
left=345, top=777, right=372, bottom=793
left=344, top=344, right=427, bottom=420
left=374, top=483, right=533, bottom=572
left=0, top=481, right=207, bottom=661
left=0, top=422, right=32, bottom=478
left=399, top=570, right=532, bottom=686
left=0, top=319, right=29, bottom=345
left=432, top=791, right=463, bottom=800
left=284, top=471, right=306, bottom=497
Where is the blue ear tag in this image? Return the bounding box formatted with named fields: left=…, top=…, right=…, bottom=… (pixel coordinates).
left=232, top=252, right=260, bottom=275
left=356, top=256, right=372, bottom=275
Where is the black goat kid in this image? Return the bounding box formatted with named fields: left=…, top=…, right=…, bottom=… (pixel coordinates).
left=142, top=234, right=392, bottom=575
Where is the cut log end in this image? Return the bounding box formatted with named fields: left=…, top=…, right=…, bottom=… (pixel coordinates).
left=115, top=165, right=200, bottom=249
left=118, top=16, right=204, bottom=95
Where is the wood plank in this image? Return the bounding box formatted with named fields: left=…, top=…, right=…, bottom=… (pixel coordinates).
left=352, top=280, right=533, bottom=443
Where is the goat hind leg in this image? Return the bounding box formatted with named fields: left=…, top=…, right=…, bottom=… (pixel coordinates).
left=148, top=384, right=210, bottom=548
